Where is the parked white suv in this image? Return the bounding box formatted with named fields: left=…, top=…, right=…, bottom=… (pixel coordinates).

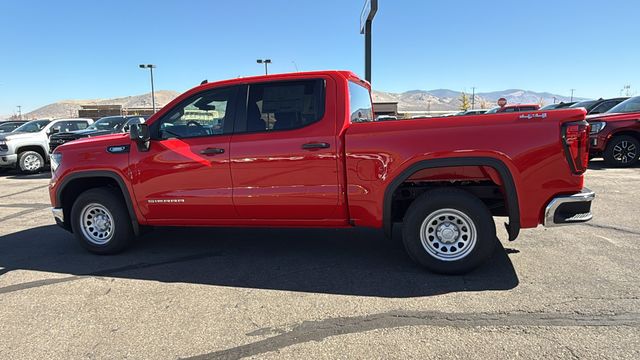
left=0, top=118, right=93, bottom=173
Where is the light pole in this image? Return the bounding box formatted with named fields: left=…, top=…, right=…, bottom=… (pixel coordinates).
left=139, top=64, right=157, bottom=113
left=17, top=105, right=22, bottom=120
left=257, top=59, right=271, bottom=75
left=471, top=87, right=476, bottom=110
left=570, top=89, right=575, bottom=102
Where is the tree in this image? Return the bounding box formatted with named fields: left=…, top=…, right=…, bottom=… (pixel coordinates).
left=459, top=92, right=470, bottom=111
left=538, top=97, right=546, bottom=107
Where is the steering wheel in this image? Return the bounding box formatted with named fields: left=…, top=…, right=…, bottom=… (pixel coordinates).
left=186, top=120, right=203, bottom=128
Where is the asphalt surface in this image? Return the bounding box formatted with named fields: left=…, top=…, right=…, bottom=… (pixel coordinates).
left=0, top=160, right=639, bottom=359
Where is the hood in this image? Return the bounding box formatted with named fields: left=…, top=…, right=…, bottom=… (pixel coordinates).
left=51, top=129, right=114, bottom=140
left=56, top=133, right=130, bottom=151
left=587, top=112, right=640, bottom=122
left=0, top=131, right=42, bottom=141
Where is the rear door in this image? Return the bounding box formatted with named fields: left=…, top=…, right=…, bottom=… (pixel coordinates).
left=229, top=77, right=342, bottom=220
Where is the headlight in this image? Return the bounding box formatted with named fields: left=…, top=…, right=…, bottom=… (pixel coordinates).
left=50, top=153, right=62, bottom=172
left=0, top=140, right=6, bottom=146
left=589, top=121, right=606, bottom=134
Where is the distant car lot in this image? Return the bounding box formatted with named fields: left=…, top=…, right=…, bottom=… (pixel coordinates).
left=0, top=162, right=638, bottom=358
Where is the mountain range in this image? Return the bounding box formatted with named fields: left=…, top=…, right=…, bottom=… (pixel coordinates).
left=371, top=89, right=584, bottom=111
left=9, top=88, right=583, bottom=120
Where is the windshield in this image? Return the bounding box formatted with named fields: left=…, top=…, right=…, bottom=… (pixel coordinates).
left=570, top=100, right=597, bottom=109
left=606, top=96, right=640, bottom=114
left=485, top=107, right=500, bottom=114
left=85, top=117, right=125, bottom=131
left=13, top=120, right=51, bottom=133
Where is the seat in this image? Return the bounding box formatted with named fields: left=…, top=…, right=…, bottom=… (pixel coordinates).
left=247, top=102, right=266, bottom=132
left=273, top=112, right=297, bottom=130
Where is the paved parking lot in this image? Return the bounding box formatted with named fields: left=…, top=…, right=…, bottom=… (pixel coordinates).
left=0, top=161, right=639, bottom=359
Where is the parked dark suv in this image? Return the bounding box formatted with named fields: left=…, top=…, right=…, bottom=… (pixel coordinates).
left=49, top=115, right=146, bottom=152
left=588, top=96, right=640, bottom=167
left=0, top=121, right=28, bottom=133
left=570, top=97, right=628, bottom=115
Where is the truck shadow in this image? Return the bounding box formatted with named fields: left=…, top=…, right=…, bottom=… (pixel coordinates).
left=0, top=225, right=519, bottom=298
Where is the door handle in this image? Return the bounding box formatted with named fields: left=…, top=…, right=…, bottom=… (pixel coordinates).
left=200, top=148, right=225, bottom=155
left=302, top=142, right=330, bottom=150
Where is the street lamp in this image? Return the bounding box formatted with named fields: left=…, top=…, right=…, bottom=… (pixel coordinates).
left=256, top=59, right=271, bottom=75
left=139, top=64, right=157, bottom=113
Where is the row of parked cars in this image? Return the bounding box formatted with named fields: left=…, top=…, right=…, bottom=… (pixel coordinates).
left=0, top=116, right=146, bottom=173
left=452, top=97, right=630, bottom=116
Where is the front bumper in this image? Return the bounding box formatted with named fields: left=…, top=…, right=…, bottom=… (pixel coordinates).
left=543, top=188, right=595, bottom=227
left=52, top=207, right=67, bottom=229
left=589, top=134, right=607, bottom=153
left=0, top=153, right=18, bottom=167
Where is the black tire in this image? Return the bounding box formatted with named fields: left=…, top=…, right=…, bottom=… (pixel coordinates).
left=18, top=150, right=45, bottom=173
left=603, top=135, right=639, bottom=167
left=402, top=188, right=496, bottom=274
left=70, top=187, right=134, bottom=254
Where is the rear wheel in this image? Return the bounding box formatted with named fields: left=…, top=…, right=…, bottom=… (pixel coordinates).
left=18, top=151, right=44, bottom=173
left=604, top=135, right=639, bottom=167
left=402, top=188, right=496, bottom=274
left=70, top=187, right=134, bottom=254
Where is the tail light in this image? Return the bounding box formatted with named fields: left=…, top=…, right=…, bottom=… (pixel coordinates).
left=562, top=121, right=590, bottom=174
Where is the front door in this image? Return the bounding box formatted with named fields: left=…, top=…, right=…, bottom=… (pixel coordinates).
left=130, top=86, right=239, bottom=222
left=229, top=78, right=342, bottom=220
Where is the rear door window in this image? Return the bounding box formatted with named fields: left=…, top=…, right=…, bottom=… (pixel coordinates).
left=242, top=79, right=325, bottom=132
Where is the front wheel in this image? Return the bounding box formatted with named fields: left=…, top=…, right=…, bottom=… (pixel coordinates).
left=402, top=188, right=496, bottom=274
left=18, top=151, right=45, bottom=173
left=603, top=135, right=639, bottom=167
left=70, top=187, right=134, bottom=254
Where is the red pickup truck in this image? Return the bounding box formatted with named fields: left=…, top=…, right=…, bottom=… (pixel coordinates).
left=48, top=71, right=595, bottom=274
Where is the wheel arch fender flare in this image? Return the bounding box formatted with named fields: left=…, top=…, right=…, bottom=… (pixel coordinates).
left=56, top=170, right=140, bottom=235
left=382, top=157, right=520, bottom=241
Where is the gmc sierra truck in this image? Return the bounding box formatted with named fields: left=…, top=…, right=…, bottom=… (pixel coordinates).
left=49, top=71, right=595, bottom=274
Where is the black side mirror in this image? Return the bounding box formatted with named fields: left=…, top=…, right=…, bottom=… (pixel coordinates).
left=130, top=123, right=150, bottom=151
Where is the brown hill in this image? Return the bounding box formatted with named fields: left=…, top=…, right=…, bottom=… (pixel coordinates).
left=24, top=90, right=180, bottom=119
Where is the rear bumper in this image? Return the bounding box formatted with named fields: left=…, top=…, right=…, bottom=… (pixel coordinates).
left=543, top=188, right=595, bottom=227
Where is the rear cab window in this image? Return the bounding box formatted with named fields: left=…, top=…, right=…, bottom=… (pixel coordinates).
left=348, top=81, right=373, bottom=123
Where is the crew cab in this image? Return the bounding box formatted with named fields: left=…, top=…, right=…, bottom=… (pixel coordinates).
left=49, top=71, right=594, bottom=274
left=49, top=115, right=146, bottom=152
left=588, top=96, right=640, bottom=167
left=0, top=118, right=93, bottom=173
left=485, top=104, right=540, bottom=114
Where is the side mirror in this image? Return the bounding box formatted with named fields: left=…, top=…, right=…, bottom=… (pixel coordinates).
left=49, top=128, right=60, bottom=135
left=129, top=123, right=150, bottom=151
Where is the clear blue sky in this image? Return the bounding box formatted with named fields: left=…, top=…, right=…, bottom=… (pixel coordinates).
left=1, top=0, right=638, bottom=115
